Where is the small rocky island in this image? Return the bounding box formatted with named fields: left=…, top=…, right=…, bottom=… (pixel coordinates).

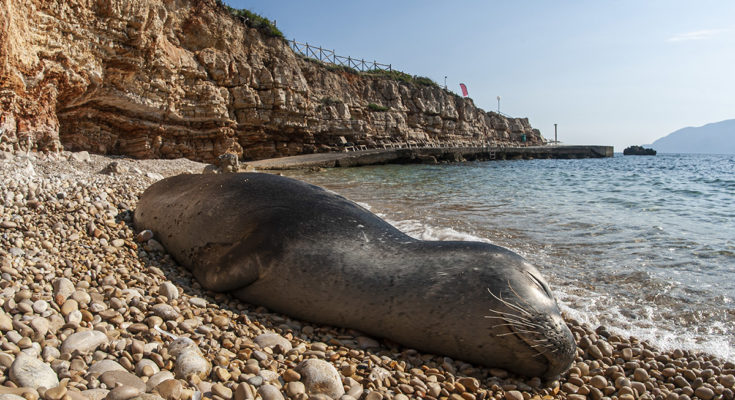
left=623, top=145, right=657, bottom=156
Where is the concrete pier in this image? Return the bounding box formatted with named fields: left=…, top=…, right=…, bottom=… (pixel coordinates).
left=246, top=145, right=614, bottom=170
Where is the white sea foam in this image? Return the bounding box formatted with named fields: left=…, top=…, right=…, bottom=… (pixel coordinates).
left=380, top=212, right=735, bottom=361
left=383, top=217, right=492, bottom=243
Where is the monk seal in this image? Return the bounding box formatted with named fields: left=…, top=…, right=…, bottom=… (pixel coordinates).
left=134, top=172, right=575, bottom=378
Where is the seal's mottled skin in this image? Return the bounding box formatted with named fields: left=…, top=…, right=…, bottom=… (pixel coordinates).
left=134, top=173, right=575, bottom=378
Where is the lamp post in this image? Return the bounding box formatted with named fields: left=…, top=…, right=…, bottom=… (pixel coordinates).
left=444, top=76, right=447, bottom=90
left=496, top=96, right=501, bottom=113
left=554, top=123, right=558, bottom=145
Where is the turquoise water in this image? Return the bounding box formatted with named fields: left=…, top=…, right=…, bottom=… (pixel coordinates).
left=287, top=153, right=735, bottom=359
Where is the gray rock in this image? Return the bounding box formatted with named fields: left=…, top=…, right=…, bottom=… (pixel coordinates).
left=81, top=389, right=110, bottom=400
left=217, top=153, right=239, bottom=173
left=158, top=282, right=179, bottom=301
left=61, top=330, right=109, bottom=355
left=135, top=230, right=153, bottom=243
left=0, top=312, right=12, bottom=331
left=87, top=360, right=127, bottom=378
left=42, top=346, right=61, bottom=361
left=254, top=332, right=292, bottom=352
left=135, top=359, right=159, bottom=376
left=99, top=370, right=146, bottom=392
left=259, top=370, right=278, bottom=383
left=145, top=371, right=175, bottom=392
left=167, top=337, right=198, bottom=357
left=145, top=172, right=164, bottom=181
left=145, top=239, right=166, bottom=253
left=9, top=353, right=59, bottom=389
left=297, top=359, right=345, bottom=399
left=0, top=395, right=26, bottom=400
left=202, top=165, right=219, bottom=174
left=128, top=394, right=164, bottom=400
left=32, top=300, right=49, bottom=314
left=150, top=304, right=179, bottom=320
left=104, top=385, right=140, bottom=400
left=174, top=349, right=211, bottom=380
left=52, top=278, right=75, bottom=302
left=256, top=385, right=284, bottom=400
left=188, top=297, right=207, bottom=308
left=30, top=317, right=50, bottom=337
left=6, top=330, right=22, bottom=343
left=101, top=161, right=129, bottom=175
left=71, top=290, right=92, bottom=305
left=68, top=151, right=91, bottom=163
left=356, top=336, right=380, bottom=350
left=246, top=376, right=263, bottom=387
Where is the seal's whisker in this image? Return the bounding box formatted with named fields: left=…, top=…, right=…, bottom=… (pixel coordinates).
left=490, top=322, right=539, bottom=331
left=483, top=314, right=534, bottom=325
left=494, top=331, right=522, bottom=337
left=512, top=329, right=541, bottom=335
left=487, top=289, right=532, bottom=317
left=534, top=349, right=549, bottom=357
left=484, top=309, right=533, bottom=323
left=507, top=279, right=540, bottom=314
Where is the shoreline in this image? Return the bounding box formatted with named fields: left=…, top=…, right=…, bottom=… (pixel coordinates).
left=1, top=151, right=733, bottom=400
left=245, top=145, right=614, bottom=170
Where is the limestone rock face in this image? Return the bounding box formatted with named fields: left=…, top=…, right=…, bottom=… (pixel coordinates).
left=0, top=0, right=544, bottom=161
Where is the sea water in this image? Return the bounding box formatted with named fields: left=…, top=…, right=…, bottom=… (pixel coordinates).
left=286, top=153, right=735, bottom=360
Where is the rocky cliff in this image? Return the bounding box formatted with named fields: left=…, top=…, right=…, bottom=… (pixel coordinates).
left=0, top=0, right=544, bottom=162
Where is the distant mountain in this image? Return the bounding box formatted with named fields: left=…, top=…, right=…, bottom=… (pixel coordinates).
left=649, top=119, right=735, bottom=154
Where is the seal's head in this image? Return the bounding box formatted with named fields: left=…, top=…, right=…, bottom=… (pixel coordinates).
left=485, top=260, right=576, bottom=378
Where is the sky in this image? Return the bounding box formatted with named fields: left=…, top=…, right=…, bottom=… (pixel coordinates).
left=226, top=1, right=735, bottom=150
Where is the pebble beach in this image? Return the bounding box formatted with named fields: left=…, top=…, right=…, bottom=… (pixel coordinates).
left=1, top=151, right=734, bottom=400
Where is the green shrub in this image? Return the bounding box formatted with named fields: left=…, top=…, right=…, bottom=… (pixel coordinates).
left=368, top=103, right=389, bottom=112
left=216, top=1, right=284, bottom=39
left=365, top=69, right=440, bottom=88
left=325, top=63, right=359, bottom=75
left=414, top=76, right=440, bottom=88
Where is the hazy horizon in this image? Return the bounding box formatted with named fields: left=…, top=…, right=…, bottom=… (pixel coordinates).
left=227, top=0, right=735, bottom=151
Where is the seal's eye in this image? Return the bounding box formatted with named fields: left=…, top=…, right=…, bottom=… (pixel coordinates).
left=526, top=271, right=552, bottom=298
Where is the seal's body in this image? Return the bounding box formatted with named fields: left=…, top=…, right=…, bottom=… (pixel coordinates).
left=135, top=173, right=575, bottom=377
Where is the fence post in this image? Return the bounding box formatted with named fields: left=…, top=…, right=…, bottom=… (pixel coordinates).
left=318, top=46, right=322, bottom=61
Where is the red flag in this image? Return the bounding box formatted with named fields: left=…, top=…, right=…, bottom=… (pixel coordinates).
left=459, top=83, right=468, bottom=97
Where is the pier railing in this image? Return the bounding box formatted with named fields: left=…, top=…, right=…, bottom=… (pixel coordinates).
left=288, top=39, right=392, bottom=72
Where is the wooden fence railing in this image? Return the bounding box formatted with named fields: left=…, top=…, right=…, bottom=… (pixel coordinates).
left=288, top=39, right=392, bottom=72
